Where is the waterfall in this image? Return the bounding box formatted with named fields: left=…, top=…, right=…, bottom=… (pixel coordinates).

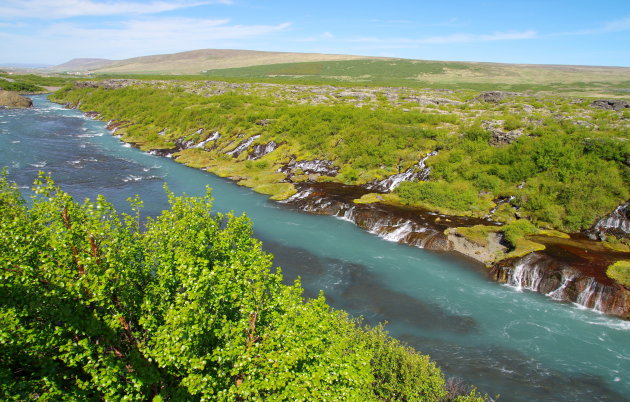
left=487, top=195, right=515, bottom=217
left=382, top=221, right=415, bottom=243
left=576, top=278, right=608, bottom=312
left=594, top=202, right=630, bottom=233
left=365, top=150, right=438, bottom=193
left=337, top=206, right=356, bottom=222
left=507, top=260, right=544, bottom=291
left=227, top=135, right=260, bottom=157
left=194, top=131, right=220, bottom=149
left=282, top=189, right=313, bottom=203
left=546, top=271, right=577, bottom=301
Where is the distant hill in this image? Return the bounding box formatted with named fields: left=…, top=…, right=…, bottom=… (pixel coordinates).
left=51, top=49, right=373, bottom=75
left=47, top=48, right=630, bottom=96
left=47, top=58, right=117, bottom=72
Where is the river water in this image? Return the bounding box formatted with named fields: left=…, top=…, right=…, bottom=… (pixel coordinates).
left=1, top=95, right=628, bottom=401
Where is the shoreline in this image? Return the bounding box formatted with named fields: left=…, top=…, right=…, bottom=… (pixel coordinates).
left=57, top=96, right=630, bottom=319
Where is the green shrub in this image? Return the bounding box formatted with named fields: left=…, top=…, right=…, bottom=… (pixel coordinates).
left=0, top=173, right=462, bottom=401
left=502, top=220, right=539, bottom=248
left=606, top=261, right=630, bottom=287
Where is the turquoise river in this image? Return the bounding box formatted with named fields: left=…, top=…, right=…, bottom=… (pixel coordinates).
left=0, top=95, right=628, bottom=401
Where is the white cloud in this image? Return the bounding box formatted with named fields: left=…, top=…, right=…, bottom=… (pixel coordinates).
left=0, top=0, right=229, bottom=19
left=350, top=30, right=537, bottom=46
left=298, top=31, right=335, bottom=42
left=0, top=18, right=291, bottom=63
left=600, top=16, right=630, bottom=32
left=43, top=18, right=291, bottom=41
left=552, top=16, right=630, bottom=37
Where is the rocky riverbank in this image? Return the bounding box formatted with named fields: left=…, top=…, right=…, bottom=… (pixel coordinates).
left=54, top=79, right=630, bottom=319
left=69, top=108, right=630, bottom=319
left=0, top=90, right=32, bottom=108
left=279, top=182, right=630, bottom=319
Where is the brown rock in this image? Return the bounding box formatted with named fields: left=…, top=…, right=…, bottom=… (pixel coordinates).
left=0, top=90, right=32, bottom=108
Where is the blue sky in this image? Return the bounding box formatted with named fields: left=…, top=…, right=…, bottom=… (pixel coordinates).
left=1, top=0, right=629, bottom=67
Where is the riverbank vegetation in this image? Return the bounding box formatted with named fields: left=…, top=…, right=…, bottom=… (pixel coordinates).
left=0, top=174, right=484, bottom=400
left=51, top=79, right=629, bottom=235
left=0, top=73, right=78, bottom=93
left=607, top=260, right=630, bottom=287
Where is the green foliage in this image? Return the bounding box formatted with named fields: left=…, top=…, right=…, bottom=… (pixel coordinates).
left=397, top=181, right=490, bottom=215
left=0, top=81, right=44, bottom=93
left=502, top=220, right=539, bottom=249
left=606, top=260, right=630, bottom=287
left=51, top=82, right=629, bottom=232
left=0, top=174, right=462, bottom=401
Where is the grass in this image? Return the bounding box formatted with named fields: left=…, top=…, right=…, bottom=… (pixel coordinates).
left=90, top=58, right=630, bottom=96
left=199, top=59, right=630, bottom=96
left=606, top=260, right=630, bottom=287
left=450, top=225, right=498, bottom=247
left=50, top=80, right=629, bottom=232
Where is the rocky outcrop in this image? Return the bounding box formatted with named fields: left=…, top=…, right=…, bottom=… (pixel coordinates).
left=588, top=202, right=630, bottom=239
left=279, top=159, right=339, bottom=180
left=282, top=182, right=630, bottom=318
left=227, top=135, right=260, bottom=157
left=482, top=120, right=524, bottom=146
left=402, top=95, right=463, bottom=106
left=590, top=99, right=630, bottom=111
left=75, top=79, right=140, bottom=90
left=490, top=253, right=629, bottom=318
left=364, top=151, right=437, bottom=192
left=473, top=91, right=519, bottom=103
left=0, top=90, right=32, bottom=108
left=248, top=141, right=279, bottom=160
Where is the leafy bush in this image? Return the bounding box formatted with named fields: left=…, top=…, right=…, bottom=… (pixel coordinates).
left=606, top=261, right=630, bottom=287
left=502, top=220, right=539, bottom=248
left=397, top=181, right=485, bottom=213
left=0, top=174, right=462, bottom=401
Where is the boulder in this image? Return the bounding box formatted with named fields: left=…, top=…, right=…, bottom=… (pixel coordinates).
left=482, top=120, right=524, bottom=146
left=473, top=91, right=519, bottom=103
left=590, top=99, right=630, bottom=111
left=0, top=90, right=32, bottom=108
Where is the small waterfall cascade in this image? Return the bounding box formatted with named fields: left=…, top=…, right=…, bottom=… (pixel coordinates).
left=194, top=131, right=220, bottom=149
left=576, top=278, right=610, bottom=312
left=507, top=259, right=545, bottom=291
left=493, top=253, right=628, bottom=317
left=487, top=195, right=515, bottom=217
left=365, top=150, right=438, bottom=193
left=546, top=271, right=578, bottom=301
left=594, top=202, right=630, bottom=234
left=247, top=141, right=278, bottom=160
left=227, top=135, right=261, bottom=157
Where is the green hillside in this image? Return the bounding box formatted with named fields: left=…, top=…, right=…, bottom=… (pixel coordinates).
left=202, top=59, right=630, bottom=96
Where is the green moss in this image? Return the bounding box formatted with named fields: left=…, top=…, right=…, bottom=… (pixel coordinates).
left=505, top=238, right=546, bottom=259
left=353, top=193, right=384, bottom=204
left=606, top=261, right=630, bottom=287
left=451, top=225, right=498, bottom=247
left=603, top=235, right=630, bottom=252
left=538, top=229, right=571, bottom=239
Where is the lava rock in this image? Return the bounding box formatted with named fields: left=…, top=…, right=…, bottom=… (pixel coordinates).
left=590, top=99, right=630, bottom=111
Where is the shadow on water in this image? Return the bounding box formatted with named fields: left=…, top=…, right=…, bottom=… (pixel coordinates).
left=3, top=96, right=628, bottom=402
left=400, top=333, right=628, bottom=402
left=261, top=236, right=628, bottom=402
left=261, top=236, right=477, bottom=333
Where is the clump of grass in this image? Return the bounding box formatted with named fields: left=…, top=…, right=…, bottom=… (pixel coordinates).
left=607, top=261, right=630, bottom=287
left=353, top=193, right=384, bottom=204
left=450, top=225, right=497, bottom=247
